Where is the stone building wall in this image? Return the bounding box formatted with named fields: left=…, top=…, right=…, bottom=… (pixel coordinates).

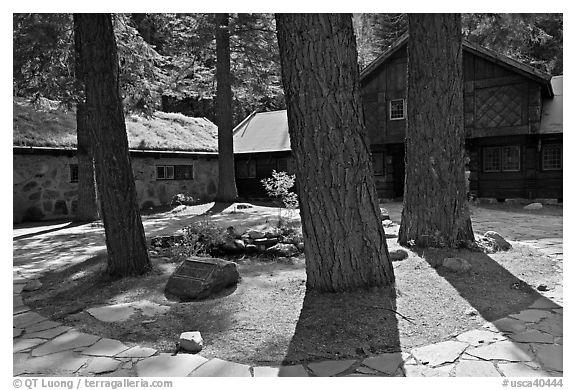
left=13, top=151, right=219, bottom=223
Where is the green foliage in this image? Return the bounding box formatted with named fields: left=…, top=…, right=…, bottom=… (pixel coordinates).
left=261, top=170, right=298, bottom=227
left=353, top=13, right=407, bottom=68
left=172, top=219, right=227, bottom=259
left=462, top=13, right=563, bottom=75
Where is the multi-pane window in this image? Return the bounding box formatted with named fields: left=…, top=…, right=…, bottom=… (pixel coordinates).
left=157, top=165, right=193, bottom=180
left=483, top=147, right=501, bottom=172
left=175, top=165, right=194, bottom=180
left=542, top=144, right=562, bottom=171
left=156, top=165, right=174, bottom=180
left=389, top=99, right=405, bottom=120
left=501, top=146, right=521, bottom=171
left=483, top=146, right=521, bottom=172
left=372, top=152, right=385, bottom=176
left=236, top=160, right=257, bottom=179
left=70, top=164, right=79, bottom=183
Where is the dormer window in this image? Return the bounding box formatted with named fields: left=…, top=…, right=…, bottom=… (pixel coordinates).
left=389, top=99, right=405, bottom=120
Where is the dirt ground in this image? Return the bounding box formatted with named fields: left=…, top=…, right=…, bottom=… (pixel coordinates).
left=20, top=202, right=562, bottom=366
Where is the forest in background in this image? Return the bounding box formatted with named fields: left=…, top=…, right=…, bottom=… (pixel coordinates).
left=13, top=13, right=563, bottom=126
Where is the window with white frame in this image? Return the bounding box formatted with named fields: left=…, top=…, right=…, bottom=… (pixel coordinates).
left=542, top=144, right=562, bottom=171
left=156, top=165, right=174, bottom=180
left=501, top=145, right=521, bottom=171
left=483, top=145, right=521, bottom=172
left=389, top=99, right=405, bottom=120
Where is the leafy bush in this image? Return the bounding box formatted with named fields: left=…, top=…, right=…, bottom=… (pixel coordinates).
left=261, top=170, right=299, bottom=227
left=169, top=219, right=227, bottom=260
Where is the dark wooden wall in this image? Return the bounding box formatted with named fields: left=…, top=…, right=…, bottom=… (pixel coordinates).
left=235, top=151, right=293, bottom=198
left=360, top=44, right=559, bottom=201
left=467, top=134, right=562, bottom=200
left=361, top=46, right=543, bottom=144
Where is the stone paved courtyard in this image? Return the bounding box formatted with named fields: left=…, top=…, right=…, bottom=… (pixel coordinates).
left=13, top=202, right=563, bottom=377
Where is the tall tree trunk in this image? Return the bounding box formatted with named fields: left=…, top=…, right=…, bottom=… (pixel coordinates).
left=73, top=20, right=99, bottom=222
left=74, top=14, right=151, bottom=276
left=398, top=13, right=474, bottom=248
left=214, top=13, right=238, bottom=202
left=276, top=13, right=394, bottom=292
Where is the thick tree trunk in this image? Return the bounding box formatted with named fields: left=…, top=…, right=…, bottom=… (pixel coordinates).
left=73, top=19, right=99, bottom=222
left=398, top=13, right=474, bottom=248
left=74, top=103, right=99, bottom=221
left=276, top=13, right=394, bottom=292
left=74, top=14, right=151, bottom=276
left=214, top=13, right=238, bottom=202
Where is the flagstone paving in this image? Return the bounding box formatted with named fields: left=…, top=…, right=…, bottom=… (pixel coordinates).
left=13, top=203, right=563, bottom=377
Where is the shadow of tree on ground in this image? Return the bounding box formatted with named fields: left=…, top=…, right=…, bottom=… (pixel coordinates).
left=282, top=284, right=402, bottom=372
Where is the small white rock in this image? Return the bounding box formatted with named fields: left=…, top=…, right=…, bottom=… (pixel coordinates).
left=179, top=331, right=203, bottom=353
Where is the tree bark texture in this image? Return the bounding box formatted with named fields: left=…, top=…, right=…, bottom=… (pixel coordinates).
left=215, top=13, right=238, bottom=202
left=398, top=13, right=474, bottom=248
left=74, top=14, right=151, bottom=276
left=73, top=20, right=99, bottom=222
left=276, top=13, right=395, bottom=292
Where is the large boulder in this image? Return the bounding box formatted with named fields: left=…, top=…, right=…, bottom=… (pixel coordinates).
left=165, top=257, right=240, bottom=301
left=442, top=257, right=472, bottom=274
left=389, top=249, right=408, bottom=262
left=246, top=229, right=266, bottom=240
left=483, top=231, right=512, bottom=251
left=266, top=243, right=299, bottom=257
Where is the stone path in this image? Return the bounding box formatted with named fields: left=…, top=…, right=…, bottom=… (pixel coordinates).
left=13, top=203, right=563, bottom=377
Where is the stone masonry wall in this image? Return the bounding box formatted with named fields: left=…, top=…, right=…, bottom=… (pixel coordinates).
left=13, top=153, right=218, bottom=223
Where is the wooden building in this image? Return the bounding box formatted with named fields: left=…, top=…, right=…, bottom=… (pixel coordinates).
left=361, top=34, right=562, bottom=201
left=233, top=34, right=562, bottom=201
left=232, top=110, right=294, bottom=198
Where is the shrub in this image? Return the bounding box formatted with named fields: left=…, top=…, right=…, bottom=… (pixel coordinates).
left=171, top=193, right=199, bottom=207
left=261, top=170, right=299, bottom=227
left=170, top=219, right=227, bottom=260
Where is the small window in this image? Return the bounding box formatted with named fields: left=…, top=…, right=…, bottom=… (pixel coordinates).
left=237, top=160, right=256, bottom=179
left=174, top=165, right=194, bottom=180
left=542, top=144, right=562, bottom=171
left=372, top=152, right=385, bottom=176
left=483, top=147, right=501, bottom=172
left=389, top=99, right=405, bottom=120
left=156, top=165, right=175, bottom=180
left=502, top=146, right=520, bottom=171
left=70, top=164, right=79, bottom=183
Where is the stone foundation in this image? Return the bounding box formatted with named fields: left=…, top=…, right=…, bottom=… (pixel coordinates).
left=13, top=150, right=219, bottom=223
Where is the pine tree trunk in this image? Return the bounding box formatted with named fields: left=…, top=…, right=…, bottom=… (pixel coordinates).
left=214, top=13, right=238, bottom=202
left=73, top=18, right=99, bottom=222
left=398, top=13, right=474, bottom=248
left=74, top=103, right=99, bottom=221
left=276, top=13, right=395, bottom=292
left=74, top=14, right=151, bottom=276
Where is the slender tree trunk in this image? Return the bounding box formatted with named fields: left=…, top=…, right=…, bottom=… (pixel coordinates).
left=276, top=13, right=394, bottom=292
left=398, top=13, right=474, bottom=248
left=73, top=21, right=99, bottom=222
left=74, top=14, right=151, bottom=276
left=214, top=13, right=238, bottom=202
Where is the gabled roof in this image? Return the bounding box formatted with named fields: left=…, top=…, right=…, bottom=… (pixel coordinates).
left=360, top=33, right=553, bottom=97
left=13, top=98, right=218, bottom=152
left=540, top=76, right=563, bottom=134
left=232, top=110, right=290, bottom=154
